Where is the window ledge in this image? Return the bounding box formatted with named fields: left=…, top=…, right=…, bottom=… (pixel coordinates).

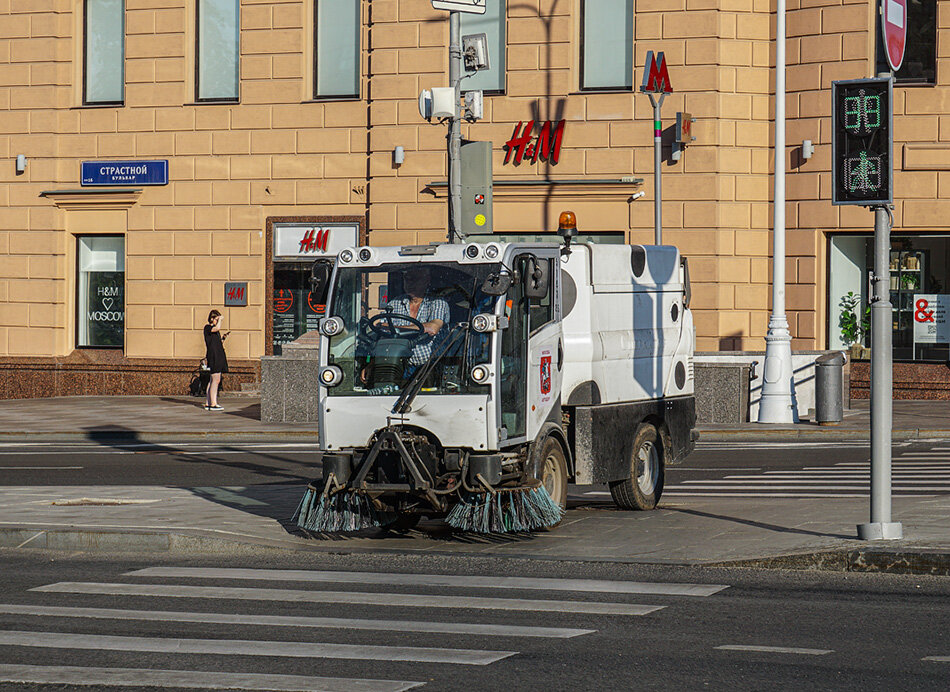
left=40, top=188, right=142, bottom=210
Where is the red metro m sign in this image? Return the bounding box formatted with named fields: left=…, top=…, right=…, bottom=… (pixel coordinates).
left=640, top=51, right=673, bottom=94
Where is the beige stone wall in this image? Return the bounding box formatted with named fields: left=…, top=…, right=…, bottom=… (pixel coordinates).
left=0, top=0, right=947, bottom=363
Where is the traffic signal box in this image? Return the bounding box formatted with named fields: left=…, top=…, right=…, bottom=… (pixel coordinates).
left=832, top=77, right=893, bottom=206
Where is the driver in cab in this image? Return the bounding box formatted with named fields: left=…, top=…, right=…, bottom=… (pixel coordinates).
left=387, top=266, right=450, bottom=365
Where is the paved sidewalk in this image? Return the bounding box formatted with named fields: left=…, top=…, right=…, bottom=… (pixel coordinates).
left=1, top=484, right=949, bottom=573
left=0, top=394, right=315, bottom=441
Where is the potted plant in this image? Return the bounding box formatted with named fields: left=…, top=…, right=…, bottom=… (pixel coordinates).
left=839, top=291, right=870, bottom=359
left=901, top=273, right=919, bottom=290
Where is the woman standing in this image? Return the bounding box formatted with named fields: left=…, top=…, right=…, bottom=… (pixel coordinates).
left=203, top=309, right=229, bottom=411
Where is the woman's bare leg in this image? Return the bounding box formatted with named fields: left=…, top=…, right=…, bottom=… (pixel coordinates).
left=209, top=373, right=221, bottom=407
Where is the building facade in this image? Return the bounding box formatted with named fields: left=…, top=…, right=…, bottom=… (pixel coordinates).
left=0, top=0, right=945, bottom=398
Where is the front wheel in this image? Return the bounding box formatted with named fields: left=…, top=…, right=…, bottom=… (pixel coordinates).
left=526, top=432, right=569, bottom=511
left=609, top=422, right=665, bottom=510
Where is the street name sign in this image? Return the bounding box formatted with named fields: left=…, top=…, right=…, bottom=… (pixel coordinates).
left=431, top=0, right=486, bottom=13
left=881, top=0, right=907, bottom=72
left=81, top=160, right=168, bottom=186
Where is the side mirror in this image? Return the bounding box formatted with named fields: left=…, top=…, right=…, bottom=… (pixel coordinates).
left=310, top=261, right=332, bottom=305
left=481, top=272, right=512, bottom=296
left=523, top=256, right=549, bottom=299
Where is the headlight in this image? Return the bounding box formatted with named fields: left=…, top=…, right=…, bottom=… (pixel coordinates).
left=464, top=244, right=480, bottom=259
left=471, top=313, right=493, bottom=333
left=485, top=243, right=500, bottom=259
left=319, top=365, right=343, bottom=387
left=339, top=249, right=354, bottom=263
left=320, top=316, right=344, bottom=337
left=470, top=364, right=491, bottom=384
left=358, top=247, right=372, bottom=262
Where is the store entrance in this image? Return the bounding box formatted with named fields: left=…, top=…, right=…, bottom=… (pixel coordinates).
left=272, top=261, right=324, bottom=355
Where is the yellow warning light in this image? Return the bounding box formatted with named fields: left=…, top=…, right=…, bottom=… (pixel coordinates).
left=558, top=211, right=577, bottom=232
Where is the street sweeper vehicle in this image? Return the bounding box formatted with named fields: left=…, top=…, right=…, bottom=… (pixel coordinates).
left=293, top=212, right=696, bottom=534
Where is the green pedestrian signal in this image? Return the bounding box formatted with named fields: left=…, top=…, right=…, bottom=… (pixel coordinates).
left=832, top=77, right=892, bottom=206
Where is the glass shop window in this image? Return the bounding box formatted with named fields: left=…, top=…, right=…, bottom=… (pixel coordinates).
left=273, top=262, right=324, bottom=355
left=828, top=234, right=950, bottom=362
left=78, top=236, right=125, bottom=348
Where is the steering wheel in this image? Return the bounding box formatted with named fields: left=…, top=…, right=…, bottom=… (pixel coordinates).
left=365, top=311, right=430, bottom=343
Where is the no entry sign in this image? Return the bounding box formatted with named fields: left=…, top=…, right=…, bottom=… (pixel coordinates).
left=881, top=0, right=906, bottom=72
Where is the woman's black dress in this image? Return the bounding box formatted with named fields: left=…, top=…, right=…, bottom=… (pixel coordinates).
left=203, top=324, right=229, bottom=374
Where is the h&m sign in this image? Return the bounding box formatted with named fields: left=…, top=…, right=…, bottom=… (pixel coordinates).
left=503, top=120, right=565, bottom=166
left=273, top=222, right=359, bottom=258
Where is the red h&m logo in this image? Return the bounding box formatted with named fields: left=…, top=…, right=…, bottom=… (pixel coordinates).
left=640, top=50, right=673, bottom=94
left=504, top=120, right=565, bottom=165
left=299, top=228, right=330, bottom=253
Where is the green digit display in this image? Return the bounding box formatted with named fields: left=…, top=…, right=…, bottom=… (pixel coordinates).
left=843, top=89, right=881, bottom=134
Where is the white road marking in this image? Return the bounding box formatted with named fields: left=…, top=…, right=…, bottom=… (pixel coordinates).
left=716, top=645, right=833, bottom=655
left=665, top=485, right=948, bottom=491
left=33, top=582, right=664, bottom=616
left=922, top=656, right=950, bottom=663
left=126, top=567, right=729, bottom=597
left=0, top=630, right=515, bottom=666
left=0, top=466, right=84, bottom=469
left=688, top=478, right=950, bottom=485
left=0, top=664, right=422, bottom=691
left=0, top=603, right=594, bottom=639
left=664, top=493, right=868, bottom=498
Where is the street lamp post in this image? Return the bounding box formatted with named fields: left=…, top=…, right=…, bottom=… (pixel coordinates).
left=758, top=0, right=795, bottom=424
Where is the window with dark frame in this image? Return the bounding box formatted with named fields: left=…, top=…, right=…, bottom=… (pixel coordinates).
left=877, top=0, right=937, bottom=85
left=84, top=0, right=125, bottom=105
left=460, top=0, right=506, bottom=94
left=196, top=0, right=240, bottom=102
left=314, top=0, right=361, bottom=99
left=77, top=236, right=125, bottom=349
left=580, top=0, right=633, bottom=91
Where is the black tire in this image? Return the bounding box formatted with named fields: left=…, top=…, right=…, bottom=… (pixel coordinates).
left=526, top=433, right=569, bottom=511
left=609, top=422, right=665, bottom=510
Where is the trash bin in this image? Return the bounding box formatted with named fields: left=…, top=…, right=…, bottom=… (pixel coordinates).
left=815, top=352, right=845, bottom=425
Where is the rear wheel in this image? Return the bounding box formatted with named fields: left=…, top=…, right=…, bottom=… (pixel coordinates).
left=527, top=433, right=568, bottom=511
left=609, top=422, right=665, bottom=510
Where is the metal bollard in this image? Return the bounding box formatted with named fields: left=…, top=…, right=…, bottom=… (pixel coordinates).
left=815, top=352, right=846, bottom=425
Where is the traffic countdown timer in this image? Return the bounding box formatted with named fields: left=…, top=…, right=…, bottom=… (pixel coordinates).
left=832, top=77, right=892, bottom=206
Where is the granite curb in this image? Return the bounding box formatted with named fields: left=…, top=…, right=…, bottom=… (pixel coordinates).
left=3, top=524, right=949, bottom=576
left=0, top=431, right=318, bottom=444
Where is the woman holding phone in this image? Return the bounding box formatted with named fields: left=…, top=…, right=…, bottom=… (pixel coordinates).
left=203, top=309, right=229, bottom=411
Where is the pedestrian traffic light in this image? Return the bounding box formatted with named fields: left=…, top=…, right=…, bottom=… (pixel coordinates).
left=832, top=77, right=893, bottom=206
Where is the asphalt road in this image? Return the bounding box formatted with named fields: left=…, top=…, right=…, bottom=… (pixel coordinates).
left=0, top=549, right=946, bottom=691
left=2, top=440, right=950, bottom=503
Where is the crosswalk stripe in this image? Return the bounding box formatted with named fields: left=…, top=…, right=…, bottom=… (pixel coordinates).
left=664, top=485, right=947, bottom=491
left=125, top=567, right=728, bottom=598
left=0, top=630, right=515, bottom=666
left=922, top=656, right=950, bottom=663
left=0, top=664, right=422, bottom=692
left=716, top=645, right=832, bottom=656
left=0, top=603, right=593, bottom=639
left=32, top=582, right=664, bottom=616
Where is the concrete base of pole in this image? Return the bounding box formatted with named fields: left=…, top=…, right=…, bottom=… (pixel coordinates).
left=757, top=320, right=795, bottom=423
left=857, top=522, right=903, bottom=540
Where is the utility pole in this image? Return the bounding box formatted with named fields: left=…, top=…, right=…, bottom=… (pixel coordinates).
left=448, top=11, right=462, bottom=243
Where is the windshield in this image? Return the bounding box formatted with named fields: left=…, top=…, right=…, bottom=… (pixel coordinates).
left=326, top=261, right=500, bottom=397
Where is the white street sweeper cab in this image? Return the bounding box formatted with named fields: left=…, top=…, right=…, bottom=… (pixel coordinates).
left=294, top=212, right=696, bottom=534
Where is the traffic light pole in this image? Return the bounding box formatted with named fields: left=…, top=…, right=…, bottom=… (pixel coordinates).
left=858, top=202, right=902, bottom=540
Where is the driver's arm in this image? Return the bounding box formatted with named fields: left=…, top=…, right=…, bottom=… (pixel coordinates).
left=423, top=298, right=450, bottom=336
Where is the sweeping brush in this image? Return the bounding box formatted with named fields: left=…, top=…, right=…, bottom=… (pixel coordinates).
left=446, top=484, right=564, bottom=534
left=292, top=479, right=385, bottom=533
